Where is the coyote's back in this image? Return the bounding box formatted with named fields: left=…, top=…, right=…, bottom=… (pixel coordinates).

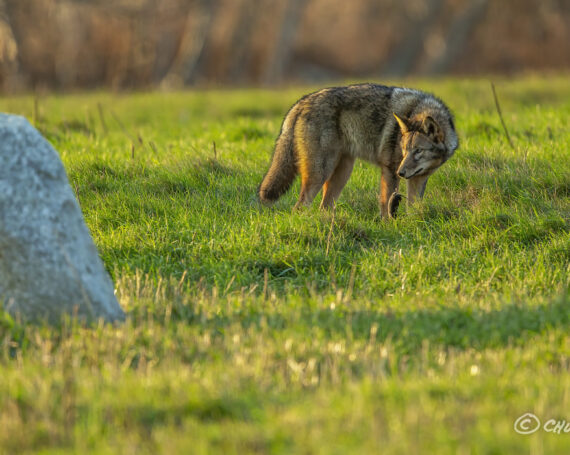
left=258, top=83, right=458, bottom=218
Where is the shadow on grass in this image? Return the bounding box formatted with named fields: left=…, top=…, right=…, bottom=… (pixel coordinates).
left=72, top=158, right=251, bottom=199
left=120, top=395, right=256, bottom=427
left=185, top=289, right=570, bottom=354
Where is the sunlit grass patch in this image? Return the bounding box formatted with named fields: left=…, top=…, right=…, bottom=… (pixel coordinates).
left=0, top=76, right=569, bottom=453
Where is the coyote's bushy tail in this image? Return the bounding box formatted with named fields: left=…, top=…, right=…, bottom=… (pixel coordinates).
left=258, top=109, right=299, bottom=204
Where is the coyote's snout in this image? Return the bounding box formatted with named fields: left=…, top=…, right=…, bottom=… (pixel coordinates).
left=258, top=83, right=458, bottom=218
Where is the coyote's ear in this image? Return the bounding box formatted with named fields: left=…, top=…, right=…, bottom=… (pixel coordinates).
left=393, top=113, right=411, bottom=134
left=421, top=116, right=444, bottom=143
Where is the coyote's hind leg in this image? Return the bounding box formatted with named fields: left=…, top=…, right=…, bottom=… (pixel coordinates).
left=320, top=155, right=355, bottom=209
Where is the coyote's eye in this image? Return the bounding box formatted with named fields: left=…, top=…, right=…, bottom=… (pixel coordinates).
left=413, top=150, right=422, bottom=161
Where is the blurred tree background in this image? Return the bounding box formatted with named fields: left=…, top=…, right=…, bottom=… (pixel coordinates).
left=0, top=0, right=568, bottom=92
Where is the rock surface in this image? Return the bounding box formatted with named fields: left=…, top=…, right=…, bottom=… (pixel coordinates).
left=0, top=114, right=124, bottom=323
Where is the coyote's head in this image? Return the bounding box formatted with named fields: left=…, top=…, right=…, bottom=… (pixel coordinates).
left=393, top=113, right=448, bottom=179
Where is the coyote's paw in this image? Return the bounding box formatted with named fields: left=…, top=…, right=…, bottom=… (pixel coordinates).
left=388, top=192, right=403, bottom=219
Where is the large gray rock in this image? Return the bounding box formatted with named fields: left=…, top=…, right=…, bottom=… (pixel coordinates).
left=0, top=114, right=124, bottom=323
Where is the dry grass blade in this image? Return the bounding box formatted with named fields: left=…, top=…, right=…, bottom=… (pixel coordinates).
left=325, top=204, right=336, bottom=257
left=491, top=82, right=515, bottom=151
left=110, top=110, right=136, bottom=145
left=97, top=103, right=108, bottom=134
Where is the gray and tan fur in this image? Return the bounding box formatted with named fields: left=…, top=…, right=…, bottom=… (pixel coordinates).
left=258, top=83, right=458, bottom=218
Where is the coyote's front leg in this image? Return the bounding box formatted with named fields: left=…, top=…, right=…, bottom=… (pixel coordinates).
left=379, top=166, right=400, bottom=219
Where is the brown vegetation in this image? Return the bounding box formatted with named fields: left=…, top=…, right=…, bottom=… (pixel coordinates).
left=0, top=0, right=568, bottom=92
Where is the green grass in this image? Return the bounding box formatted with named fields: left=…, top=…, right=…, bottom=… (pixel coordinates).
left=0, top=76, right=569, bottom=454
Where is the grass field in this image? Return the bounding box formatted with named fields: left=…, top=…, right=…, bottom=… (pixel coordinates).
left=0, top=76, right=569, bottom=454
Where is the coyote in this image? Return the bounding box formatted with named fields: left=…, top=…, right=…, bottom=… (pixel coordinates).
left=258, top=83, right=458, bottom=218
